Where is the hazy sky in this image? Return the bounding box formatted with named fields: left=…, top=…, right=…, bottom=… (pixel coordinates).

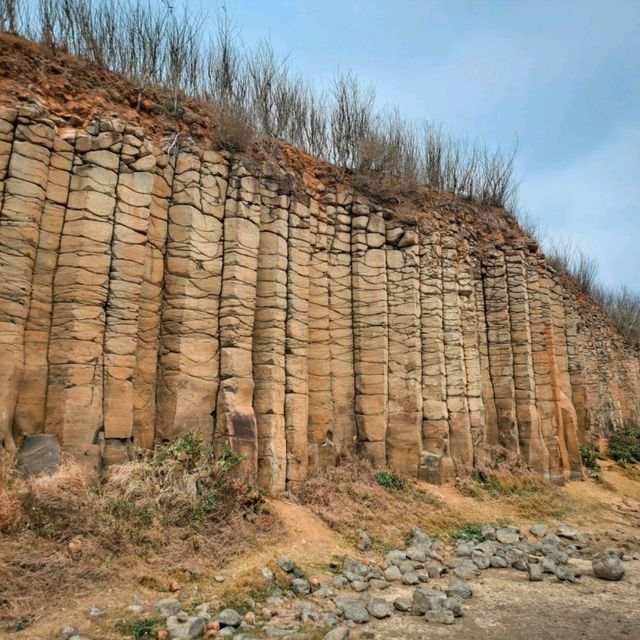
left=185, top=0, right=639, bottom=290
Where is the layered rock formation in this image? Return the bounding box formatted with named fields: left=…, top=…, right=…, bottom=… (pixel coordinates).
left=1, top=106, right=638, bottom=489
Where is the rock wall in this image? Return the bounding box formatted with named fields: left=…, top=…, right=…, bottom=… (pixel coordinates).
left=1, top=107, right=639, bottom=487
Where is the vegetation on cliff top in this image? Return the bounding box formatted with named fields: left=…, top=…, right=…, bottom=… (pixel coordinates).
left=1, top=0, right=638, bottom=344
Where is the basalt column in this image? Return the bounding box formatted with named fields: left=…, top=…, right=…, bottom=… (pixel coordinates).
left=481, top=251, right=519, bottom=456
left=442, top=234, right=473, bottom=471
left=14, top=128, right=74, bottom=440
left=0, top=109, right=54, bottom=453
left=45, top=123, right=122, bottom=467
left=385, top=225, right=422, bottom=475
left=459, top=252, right=486, bottom=461
left=131, top=154, right=172, bottom=449
left=418, top=229, right=453, bottom=482
left=505, top=247, right=548, bottom=474
left=101, top=130, right=155, bottom=464
left=253, top=173, right=289, bottom=493
left=548, top=274, right=582, bottom=479
left=352, top=204, right=388, bottom=467
left=156, top=150, right=226, bottom=443
left=284, top=196, right=311, bottom=486
left=215, top=160, right=260, bottom=475
left=328, top=192, right=356, bottom=455
left=307, top=200, right=335, bottom=468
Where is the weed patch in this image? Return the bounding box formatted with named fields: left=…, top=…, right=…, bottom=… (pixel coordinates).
left=608, top=427, right=640, bottom=464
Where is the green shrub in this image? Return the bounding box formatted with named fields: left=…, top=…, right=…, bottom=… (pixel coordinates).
left=376, top=471, right=405, bottom=491
left=117, top=617, right=160, bottom=640
left=451, top=524, right=484, bottom=541
left=580, top=445, right=601, bottom=480
left=608, top=427, right=640, bottom=464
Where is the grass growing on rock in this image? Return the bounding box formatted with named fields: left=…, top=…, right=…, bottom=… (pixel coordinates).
left=0, top=435, right=281, bottom=629
left=293, top=453, right=608, bottom=549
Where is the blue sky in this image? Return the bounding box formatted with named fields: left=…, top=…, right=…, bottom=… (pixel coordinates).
left=185, top=0, right=639, bottom=290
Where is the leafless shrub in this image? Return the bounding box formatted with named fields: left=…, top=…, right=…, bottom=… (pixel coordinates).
left=546, top=238, right=599, bottom=295
left=596, top=285, right=640, bottom=345
left=5, top=0, right=521, bottom=208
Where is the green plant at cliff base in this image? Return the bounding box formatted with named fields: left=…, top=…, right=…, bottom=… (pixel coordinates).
left=579, top=445, right=602, bottom=480
left=608, top=427, right=640, bottom=464
left=376, top=471, right=405, bottom=491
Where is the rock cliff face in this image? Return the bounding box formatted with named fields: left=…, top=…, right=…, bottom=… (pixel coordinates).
left=0, top=105, right=638, bottom=489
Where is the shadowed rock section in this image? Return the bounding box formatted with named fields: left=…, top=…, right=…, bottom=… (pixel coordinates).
left=1, top=107, right=639, bottom=489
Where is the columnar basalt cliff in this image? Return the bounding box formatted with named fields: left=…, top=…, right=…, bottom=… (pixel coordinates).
left=1, top=104, right=639, bottom=490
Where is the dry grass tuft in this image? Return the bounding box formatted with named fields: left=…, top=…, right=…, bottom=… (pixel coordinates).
left=0, top=435, right=279, bottom=629
left=294, top=453, right=605, bottom=550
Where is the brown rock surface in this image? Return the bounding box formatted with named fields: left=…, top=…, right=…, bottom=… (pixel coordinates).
left=0, top=104, right=638, bottom=489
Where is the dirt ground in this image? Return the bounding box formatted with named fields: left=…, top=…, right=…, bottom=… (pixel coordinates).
left=367, top=557, right=640, bottom=639
left=5, top=464, right=640, bottom=639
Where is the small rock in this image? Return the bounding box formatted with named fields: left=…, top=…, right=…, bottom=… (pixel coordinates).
left=603, top=547, right=625, bottom=560
left=456, top=541, right=475, bottom=557
left=412, top=587, right=446, bottom=614
left=443, top=596, right=463, bottom=617
left=350, top=580, right=369, bottom=593
left=369, top=579, right=389, bottom=590
left=452, top=561, right=477, bottom=580
left=194, top=603, right=211, bottom=620
left=399, top=559, right=416, bottom=574
left=401, top=572, right=420, bottom=585
left=527, top=563, right=544, bottom=582
left=214, top=575, right=225, bottom=583
left=366, top=598, right=391, bottom=619
left=215, top=608, right=242, bottom=628
left=244, top=611, right=256, bottom=625
left=530, top=523, right=548, bottom=538
left=61, top=627, right=79, bottom=640
left=471, top=551, right=491, bottom=570
left=332, top=576, right=349, bottom=589
left=335, top=597, right=369, bottom=624
left=405, top=547, right=427, bottom=562
left=88, top=607, right=104, bottom=618
left=480, top=525, right=496, bottom=540
left=425, top=607, right=455, bottom=624
left=490, top=556, right=508, bottom=568
left=291, top=578, right=311, bottom=595
left=324, top=627, right=350, bottom=640
left=496, top=527, right=520, bottom=544
left=393, top=597, right=412, bottom=612
left=426, top=563, right=446, bottom=578
left=540, top=557, right=556, bottom=574
left=384, top=550, right=407, bottom=566
left=592, top=556, right=625, bottom=581
left=166, top=615, right=206, bottom=640
left=169, top=581, right=181, bottom=592
left=383, top=565, right=402, bottom=582
left=446, top=577, right=472, bottom=600
left=556, top=525, right=584, bottom=541
left=554, top=564, right=579, bottom=583
left=357, top=529, right=372, bottom=552
left=155, top=598, right=182, bottom=617
left=278, top=556, right=296, bottom=573
left=261, top=567, right=274, bottom=582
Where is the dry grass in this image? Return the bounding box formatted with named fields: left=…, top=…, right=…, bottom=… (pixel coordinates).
left=293, top=453, right=607, bottom=551
left=0, top=435, right=280, bottom=630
